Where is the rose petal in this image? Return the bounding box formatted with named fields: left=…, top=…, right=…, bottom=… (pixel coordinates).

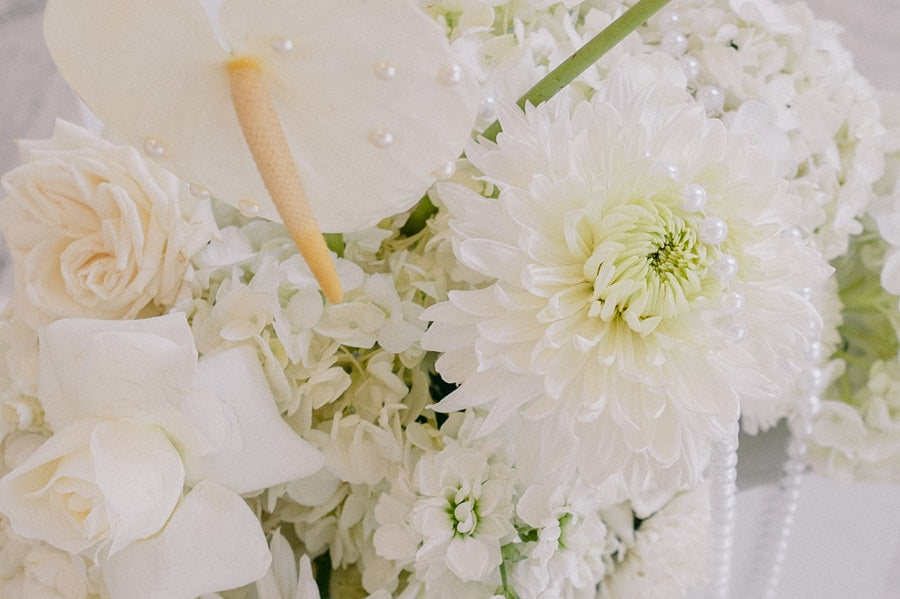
left=101, top=479, right=271, bottom=599
left=184, top=345, right=324, bottom=493
left=0, top=420, right=100, bottom=553
left=90, top=420, right=184, bottom=556
left=38, top=314, right=197, bottom=430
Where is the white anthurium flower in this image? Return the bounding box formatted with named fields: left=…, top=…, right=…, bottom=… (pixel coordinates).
left=0, top=313, right=324, bottom=599
left=43, top=0, right=480, bottom=235
left=422, top=58, right=831, bottom=497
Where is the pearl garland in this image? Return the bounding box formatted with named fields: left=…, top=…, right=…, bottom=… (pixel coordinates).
left=707, top=421, right=740, bottom=599
left=761, top=361, right=824, bottom=598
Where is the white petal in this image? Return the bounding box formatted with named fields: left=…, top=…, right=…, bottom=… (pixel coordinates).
left=38, top=314, right=197, bottom=430
left=102, top=480, right=271, bottom=599
left=90, top=420, right=184, bottom=556
left=295, top=555, right=321, bottom=599
left=444, top=537, right=499, bottom=582
left=184, top=345, right=324, bottom=493
left=45, top=0, right=479, bottom=232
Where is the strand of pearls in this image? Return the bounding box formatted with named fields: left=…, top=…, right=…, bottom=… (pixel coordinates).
left=707, top=420, right=740, bottom=599
left=761, top=358, right=824, bottom=598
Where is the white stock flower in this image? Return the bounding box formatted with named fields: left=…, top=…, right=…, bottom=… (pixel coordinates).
left=0, top=314, right=324, bottom=599
left=423, top=63, right=829, bottom=497
left=509, top=482, right=611, bottom=599
left=372, top=440, right=516, bottom=596
left=0, top=120, right=216, bottom=328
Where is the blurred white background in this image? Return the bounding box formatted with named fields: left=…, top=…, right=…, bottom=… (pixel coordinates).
left=0, top=1, right=899, bottom=598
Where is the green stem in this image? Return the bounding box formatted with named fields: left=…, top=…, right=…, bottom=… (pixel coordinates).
left=402, top=0, right=671, bottom=236
left=399, top=195, right=437, bottom=237
left=324, top=233, right=345, bottom=258
left=481, top=0, right=672, bottom=142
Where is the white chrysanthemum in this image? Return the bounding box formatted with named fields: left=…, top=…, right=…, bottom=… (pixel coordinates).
left=600, top=483, right=710, bottom=599
left=422, top=62, right=829, bottom=496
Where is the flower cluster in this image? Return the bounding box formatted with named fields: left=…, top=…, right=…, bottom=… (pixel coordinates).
left=0, top=0, right=896, bottom=598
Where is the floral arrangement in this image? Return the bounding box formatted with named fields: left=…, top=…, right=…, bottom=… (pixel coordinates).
left=0, top=0, right=898, bottom=598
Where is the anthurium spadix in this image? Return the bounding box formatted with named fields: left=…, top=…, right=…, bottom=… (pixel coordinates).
left=43, top=0, right=480, bottom=303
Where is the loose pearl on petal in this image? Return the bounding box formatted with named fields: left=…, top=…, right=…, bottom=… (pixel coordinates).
left=373, top=60, right=397, bottom=80
left=432, top=161, right=456, bottom=180
left=271, top=37, right=294, bottom=53
left=238, top=197, right=260, bottom=218
left=651, top=161, right=680, bottom=180
left=143, top=136, right=166, bottom=158
left=369, top=128, right=394, bottom=147
left=189, top=183, right=210, bottom=200
left=438, top=62, right=462, bottom=85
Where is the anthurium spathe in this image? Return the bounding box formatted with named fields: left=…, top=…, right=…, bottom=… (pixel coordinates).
left=0, top=313, right=324, bottom=599
left=42, top=0, right=480, bottom=235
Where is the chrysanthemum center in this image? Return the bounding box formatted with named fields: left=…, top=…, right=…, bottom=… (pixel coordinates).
left=581, top=197, right=713, bottom=334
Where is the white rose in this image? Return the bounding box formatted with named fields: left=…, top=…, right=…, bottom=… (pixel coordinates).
left=0, top=313, right=325, bottom=599
left=0, top=518, right=103, bottom=599
left=0, top=120, right=216, bottom=327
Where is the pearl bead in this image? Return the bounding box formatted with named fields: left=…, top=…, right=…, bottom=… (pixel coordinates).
left=373, top=60, right=396, bottom=80
left=438, top=62, right=462, bottom=85
left=711, top=253, right=738, bottom=280
left=432, top=161, right=456, bottom=180
left=723, top=319, right=746, bottom=341
left=657, top=9, right=681, bottom=31
left=271, top=37, right=294, bottom=53
left=189, top=183, right=210, bottom=200
left=681, top=183, right=708, bottom=212
left=697, top=84, right=726, bottom=115
left=680, top=55, right=701, bottom=82
left=721, top=291, right=744, bottom=314
left=478, top=95, right=497, bottom=121
left=369, top=127, right=394, bottom=148
left=143, top=136, right=166, bottom=158
left=651, top=161, right=680, bottom=180
left=238, top=197, right=259, bottom=218
left=661, top=31, right=689, bottom=56
left=783, top=227, right=804, bottom=242
left=700, top=216, right=728, bottom=244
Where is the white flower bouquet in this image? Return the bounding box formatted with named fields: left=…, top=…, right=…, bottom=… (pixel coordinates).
left=0, top=0, right=898, bottom=598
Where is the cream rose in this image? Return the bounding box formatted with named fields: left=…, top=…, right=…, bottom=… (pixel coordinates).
left=0, top=314, right=325, bottom=599
left=0, top=120, right=215, bottom=327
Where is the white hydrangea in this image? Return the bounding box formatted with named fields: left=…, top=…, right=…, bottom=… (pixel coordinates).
left=810, top=360, right=900, bottom=483
left=600, top=483, right=710, bottom=599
